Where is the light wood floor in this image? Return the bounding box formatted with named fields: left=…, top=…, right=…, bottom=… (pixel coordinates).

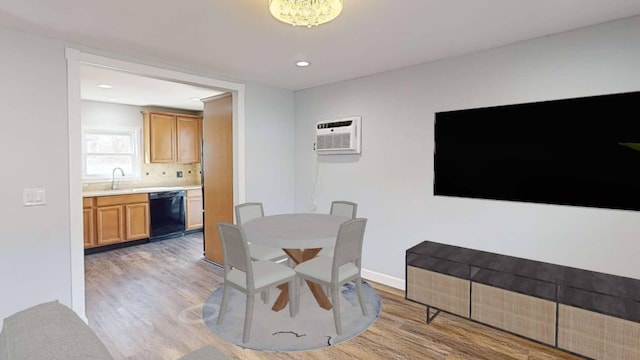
left=85, top=233, right=580, bottom=360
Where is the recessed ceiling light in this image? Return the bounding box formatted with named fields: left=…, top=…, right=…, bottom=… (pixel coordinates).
left=296, top=61, right=311, bottom=67
left=97, top=84, right=112, bottom=89
left=107, top=98, right=118, bottom=102
left=191, top=97, right=201, bottom=101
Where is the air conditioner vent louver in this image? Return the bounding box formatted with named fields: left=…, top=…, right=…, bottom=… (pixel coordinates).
left=316, top=133, right=351, bottom=150
left=315, top=116, right=361, bottom=155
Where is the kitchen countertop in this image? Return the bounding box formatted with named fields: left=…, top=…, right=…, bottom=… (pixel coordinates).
left=83, top=185, right=202, bottom=197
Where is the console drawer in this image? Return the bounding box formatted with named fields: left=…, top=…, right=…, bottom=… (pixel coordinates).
left=471, top=283, right=556, bottom=345
left=558, top=304, right=640, bottom=360
left=407, top=266, right=470, bottom=317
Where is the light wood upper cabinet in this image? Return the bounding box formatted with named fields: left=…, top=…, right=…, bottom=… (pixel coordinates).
left=185, top=188, right=203, bottom=231
left=146, top=112, right=176, bottom=163
left=143, top=110, right=202, bottom=164
left=177, top=116, right=202, bottom=163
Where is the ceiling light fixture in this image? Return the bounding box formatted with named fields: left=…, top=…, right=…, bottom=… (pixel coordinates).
left=296, top=61, right=311, bottom=67
left=97, top=84, right=112, bottom=89
left=269, top=0, right=343, bottom=28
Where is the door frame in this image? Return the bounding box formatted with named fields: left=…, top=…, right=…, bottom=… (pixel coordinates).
left=66, top=48, right=246, bottom=321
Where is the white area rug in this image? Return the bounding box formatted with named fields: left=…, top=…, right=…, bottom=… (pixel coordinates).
left=202, top=281, right=381, bottom=351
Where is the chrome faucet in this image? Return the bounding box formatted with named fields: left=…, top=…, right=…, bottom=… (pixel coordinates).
left=111, top=167, right=125, bottom=190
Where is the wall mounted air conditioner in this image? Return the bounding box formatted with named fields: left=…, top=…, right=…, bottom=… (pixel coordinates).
left=315, top=116, right=361, bottom=155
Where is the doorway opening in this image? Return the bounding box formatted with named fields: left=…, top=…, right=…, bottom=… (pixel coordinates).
left=67, top=48, right=246, bottom=320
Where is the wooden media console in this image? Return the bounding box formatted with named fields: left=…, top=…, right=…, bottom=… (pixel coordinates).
left=406, top=241, right=640, bottom=359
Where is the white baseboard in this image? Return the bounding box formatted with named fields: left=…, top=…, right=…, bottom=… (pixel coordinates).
left=361, top=268, right=405, bottom=290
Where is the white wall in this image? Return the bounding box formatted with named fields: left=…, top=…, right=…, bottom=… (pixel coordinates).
left=244, top=83, right=296, bottom=214
left=0, top=27, right=72, bottom=322
left=0, top=25, right=296, bottom=323
left=82, top=100, right=204, bottom=128
left=295, top=16, right=640, bottom=282
left=82, top=100, right=143, bottom=128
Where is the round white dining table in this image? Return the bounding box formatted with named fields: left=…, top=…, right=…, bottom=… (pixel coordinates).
left=242, top=213, right=351, bottom=312
left=242, top=213, right=350, bottom=249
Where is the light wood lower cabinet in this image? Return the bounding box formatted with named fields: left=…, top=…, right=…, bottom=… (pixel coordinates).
left=185, top=188, right=203, bottom=231
left=83, top=197, right=96, bottom=248
left=96, top=205, right=125, bottom=246
left=125, top=203, right=150, bottom=240
left=84, top=194, right=150, bottom=249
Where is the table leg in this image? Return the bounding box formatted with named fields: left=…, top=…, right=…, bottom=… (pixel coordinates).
left=270, top=248, right=332, bottom=312
left=305, top=281, right=332, bottom=310
left=271, top=284, right=289, bottom=312
left=286, top=248, right=305, bottom=263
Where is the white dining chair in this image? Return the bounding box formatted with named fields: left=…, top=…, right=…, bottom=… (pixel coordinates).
left=235, top=202, right=290, bottom=302
left=330, top=200, right=358, bottom=218
left=294, top=218, right=368, bottom=335
left=235, top=202, right=289, bottom=263
left=217, top=223, right=297, bottom=343
left=317, top=200, right=358, bottom=257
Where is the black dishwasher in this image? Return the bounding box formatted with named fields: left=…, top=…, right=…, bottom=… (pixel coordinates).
left=149, top=190, right=185, bottom=240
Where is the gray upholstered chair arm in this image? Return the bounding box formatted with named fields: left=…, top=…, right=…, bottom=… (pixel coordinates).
left=177, top=345, right=229, bottom=360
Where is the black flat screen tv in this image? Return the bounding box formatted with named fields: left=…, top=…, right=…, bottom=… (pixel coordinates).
left=434, top=91, right=640, bottom=211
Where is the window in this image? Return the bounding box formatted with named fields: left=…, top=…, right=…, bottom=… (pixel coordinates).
left=82, top=128, right=141, bottom=181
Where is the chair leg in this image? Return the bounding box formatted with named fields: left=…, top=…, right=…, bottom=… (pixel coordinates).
left=242, top=294, right=255, bottom=343
left=289, top=258, right=304, bottom=287
left=295, top=277, right=302, bottom=315
left=288, top=278, right=296, bottom=317
left=217, top=284, right=230, bottom=325
left=330, top=286, right=342, bottom=335
left=355, top=278, right=368, bottom=316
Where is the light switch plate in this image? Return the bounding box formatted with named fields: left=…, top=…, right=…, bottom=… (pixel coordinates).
left=23, top=188, right=46, bottom=206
